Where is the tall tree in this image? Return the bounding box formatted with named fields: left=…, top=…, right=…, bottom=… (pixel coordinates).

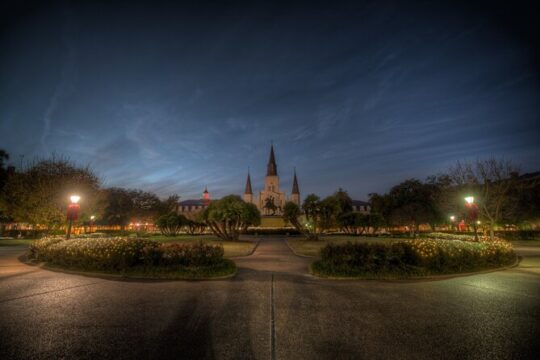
left=102, top=188, right=162, bottom=229
left=2, top=158, right=103, bottom=229
left=448, top=158, right=522, bottom=240
left=370, top=179, right=438, bottom=237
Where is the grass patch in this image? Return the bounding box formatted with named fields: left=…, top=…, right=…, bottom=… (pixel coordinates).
left=0, top=238, right=35, bottom=247
left=149, top=235, right=256, bottom=257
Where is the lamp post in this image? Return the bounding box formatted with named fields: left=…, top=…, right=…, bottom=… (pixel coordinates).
left=90, top=215, right=95, bottom=233
left=66, top=195, right=80, bottom=239
left=449, top=215, right=456, bottom=232
left=464, top=196, right=479, bottom=241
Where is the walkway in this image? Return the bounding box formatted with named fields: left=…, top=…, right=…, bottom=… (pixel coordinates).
left=0, top=240, right=539, bottom=359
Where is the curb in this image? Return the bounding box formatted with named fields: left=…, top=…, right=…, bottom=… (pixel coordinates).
left=229, top=240, right=261, bottom=259
left=308, top=257, right=522, bottom=282
left=20, top=255, right=238, bottom=282
left=284, top=239, right=317, bottom=259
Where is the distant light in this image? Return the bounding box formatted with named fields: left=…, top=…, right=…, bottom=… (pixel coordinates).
left=70, top=195, right=81, bottom=204
left=449, top=215, right=455, bottom=221
left=90, top=215, right=95, bottom=220
left=464, top=196, right=474, bottom=204
left=477, top=220, right=481, bottom=225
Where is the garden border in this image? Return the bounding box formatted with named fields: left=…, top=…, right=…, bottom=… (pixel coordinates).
left=20, top=254, right=238, bottom=281
left=308, top=257, right=521, bottom=281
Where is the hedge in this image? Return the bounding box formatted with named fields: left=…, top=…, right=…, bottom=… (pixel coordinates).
left=28, top=236, right=233, bottom=276
left=312, top=237, right=516, bottom=278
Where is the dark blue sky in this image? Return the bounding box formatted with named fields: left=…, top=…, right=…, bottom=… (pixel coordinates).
left=1, top=0, right=539, bottom=200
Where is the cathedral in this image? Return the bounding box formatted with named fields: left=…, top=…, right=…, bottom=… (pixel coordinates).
left=243, top=145, right=300, bottom=216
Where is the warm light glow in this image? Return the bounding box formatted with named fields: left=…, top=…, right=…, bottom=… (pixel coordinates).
left=70, top=195, right=81, bottom=204
left=477, top=220, right=481, bottom=225
left=90, top=215, right=95, bottom=220
left=449, top=215, right=455, bottom=221
left=464, top=196, right=474, bottom=204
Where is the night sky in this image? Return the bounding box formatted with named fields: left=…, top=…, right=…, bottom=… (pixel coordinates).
left=1, top=0, right=539, bottom=200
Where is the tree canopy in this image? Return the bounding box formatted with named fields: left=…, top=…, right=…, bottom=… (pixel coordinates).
left=201, top=195, right=261, bottom=240
left=2, top=158, right=103, bottom=228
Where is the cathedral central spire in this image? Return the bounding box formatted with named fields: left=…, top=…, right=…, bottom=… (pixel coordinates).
left=267, top=144, right=278, bottom=176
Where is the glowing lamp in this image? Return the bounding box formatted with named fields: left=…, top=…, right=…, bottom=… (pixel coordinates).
left=70, top=195, right=81, bottom=204
left=449, top=215, right=455, bottom=221
left=464, top=196, right=474, bottom=205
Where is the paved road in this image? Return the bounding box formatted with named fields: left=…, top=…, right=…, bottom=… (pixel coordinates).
left=0, top=239, right=539, bottom=359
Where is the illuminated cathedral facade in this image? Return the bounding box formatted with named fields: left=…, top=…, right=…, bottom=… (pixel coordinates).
left=243, top=145, right=300, bottom=216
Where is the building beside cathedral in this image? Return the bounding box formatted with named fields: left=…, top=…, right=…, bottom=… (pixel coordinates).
left=178, top=187, right=211, bottom=214
left=243, top=145, right=300, bottom=216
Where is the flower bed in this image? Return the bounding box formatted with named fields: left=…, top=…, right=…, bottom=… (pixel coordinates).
left=28, top=236, right=235, bottom=279
left=311, top=237, right=516, bottom=278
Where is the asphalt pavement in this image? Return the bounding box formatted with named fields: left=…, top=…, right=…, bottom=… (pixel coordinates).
left=0, top=239, right=539, bottom=359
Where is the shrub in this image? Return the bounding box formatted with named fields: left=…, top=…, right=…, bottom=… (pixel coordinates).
left=28, top=236, right=228, bottom=273
left=314, top=238, right=516, bottom=277
left=31, top=237, right=159, bottom=270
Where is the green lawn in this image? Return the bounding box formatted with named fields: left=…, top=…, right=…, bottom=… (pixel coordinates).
left=287, top=236, right=396, bottom=257
left=0, top=238, right=35, bottom=247
left=148, top=235, right=257, bottom=257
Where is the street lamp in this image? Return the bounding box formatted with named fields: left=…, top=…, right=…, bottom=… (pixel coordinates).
left=464, top=195, right=479, bottom=241
left=449, top=215, right=456, bottom=232
left=90, top=215, right=95, bottom=233
left=66, top=195, right=80, bottom=239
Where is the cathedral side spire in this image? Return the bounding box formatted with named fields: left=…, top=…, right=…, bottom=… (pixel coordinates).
left=244, top=171, right=253, bottom=195
left=267, top=144, right=278, bottom=176
left=292, top=169, right=299, bottom=195
left=290, top=168, right=300, bottom=205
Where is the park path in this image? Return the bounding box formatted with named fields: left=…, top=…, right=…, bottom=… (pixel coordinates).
left=234, top=238, right=311, bottom=276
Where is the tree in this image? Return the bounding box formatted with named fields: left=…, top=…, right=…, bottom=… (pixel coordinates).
left=333, top=188, right=353, bottom=214
left=369, top=179, right=438, bottom=238
left=2, top=158, right=103, bottom=229
left=283, top=193, right=342, bottom=240
left=510, top=173, right=540, bottom=227
left=338, top=212, right=366, bottom=235
left=102, top=188, right=162, bottom=229
left=102, top=188, right=134, bottom=229
left=183, top=211, right=207, bottom=235
left=318, top=195, right=341, bottom=231
left=0, top=149, right=9, bottom=189
left=201, top=195, right=261, bottom=241
left=448, top=158, right=522, bottom=240
left=368, top=193, right=393, bottom=229
left=283, top=201, right=304, bottom=234
left=0, top=150, right=11, bottom=233
left=159, top=194, right=180, bottom=216
left=156, top=212, right=187, bottom=236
